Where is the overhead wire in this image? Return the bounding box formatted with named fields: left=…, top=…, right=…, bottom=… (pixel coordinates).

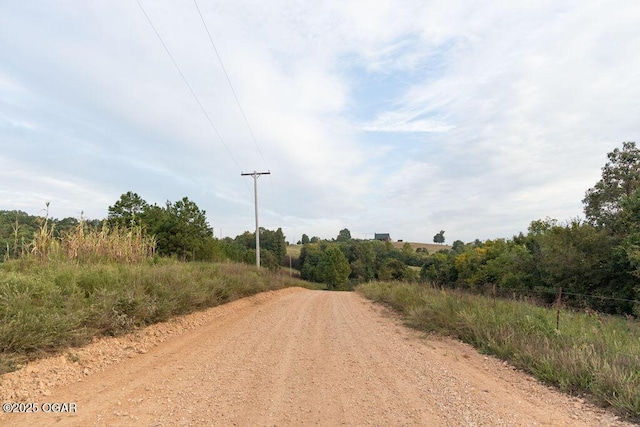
left=192, top=0, right=282, bottom=220
left=192, top=0, right=269, bottom=170
left=135, top=0, right=247, bottom=189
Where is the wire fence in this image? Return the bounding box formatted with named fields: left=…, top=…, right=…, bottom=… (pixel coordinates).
left=495, top=286, right=640, bottom=305
left=437, top=281, right=640, bottom=319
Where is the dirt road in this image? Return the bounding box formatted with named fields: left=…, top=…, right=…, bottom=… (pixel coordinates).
left=0, top=288, right=631, bottom=426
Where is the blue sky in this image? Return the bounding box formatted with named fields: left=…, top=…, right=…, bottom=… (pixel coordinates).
left=1, top=0, right=639, bottom=244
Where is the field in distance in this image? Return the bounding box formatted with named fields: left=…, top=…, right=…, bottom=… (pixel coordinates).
left=287, top=241, right=451, bottom=257
left=390, top=241, right=452, bottom=253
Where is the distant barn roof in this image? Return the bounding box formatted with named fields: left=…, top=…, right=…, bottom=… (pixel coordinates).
left=374, top=233, right=391, bottom=241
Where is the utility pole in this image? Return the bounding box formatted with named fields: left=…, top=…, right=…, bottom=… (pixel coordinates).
left=241, top=170, right=270, bottom=268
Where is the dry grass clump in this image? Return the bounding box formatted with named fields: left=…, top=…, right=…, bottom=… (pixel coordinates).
left=29, top=213, right=154, bottom=264
left=59, top=223, right=155, bottom=264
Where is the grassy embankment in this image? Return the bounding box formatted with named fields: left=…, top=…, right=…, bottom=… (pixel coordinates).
left=0, top=260, right=318, bottom=374
left=358, top=281, right=640, bottom=420
left=0, top=222, right=321, bottom=375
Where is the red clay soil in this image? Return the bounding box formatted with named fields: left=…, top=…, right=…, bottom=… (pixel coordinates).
left=0, top=287, right=632, bottom=426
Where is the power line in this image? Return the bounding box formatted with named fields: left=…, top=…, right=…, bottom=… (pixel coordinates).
left=192, top=0, right=269, bottom=170
left=192, top=0, right=282, bottom=221
left=135, top=0, right=244, bottom=176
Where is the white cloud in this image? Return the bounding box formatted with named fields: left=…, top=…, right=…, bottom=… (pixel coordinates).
left=0, top=0, right=638, bottom=243
left=362, top=113, right=453, bottom=133
left=0, top=157, right=113, bottom=219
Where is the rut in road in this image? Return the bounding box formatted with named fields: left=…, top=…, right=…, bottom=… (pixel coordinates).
left=0, top=287, right=631, bottom=426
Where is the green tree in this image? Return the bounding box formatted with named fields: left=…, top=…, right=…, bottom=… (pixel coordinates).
left=451, top=240, right=466, bottom=254
left=273, top=227, right=286, bottom=260
left=144, top=197, right=213, bottom=260
left=260, top=249, right=280, bottom=272
left=618, top=190, right=640, bottom=234
left=108, top=192, right=149, bottom=228
left=260, top=227, right=286, bottom=260
left=421, top=252, right=457, bottom=286
left=536, top=221, right=608, bottom=291
left=378, top=258, right=413, bottom=281
left=453, top=245, right=490, bottom=290
left=336, top=228, right=352, bottom=242
left=402, top=242, right=413, bottom=255
left=433, top=230, right=445, bottom=244
left=235, top=231, right=255, bottom=250
left=348, top=240, right=376, bottom=282
left=220, top=237, right=247, bottom=262
left=54, top=217, right=80, bottom=237
left=301, top=234, right=310, bottom=245
left=299, top=244, right=323, bottom=282
left=173, top=197, right=213, bottom=258
left=318, top=246, right=351, bottom=290
left=583, top=142, right=640, bottom=231
left=528, top=217, right=558, bottom=235
left=243, top=248, right=256, bottom=265
left=0, top=210, right=38, bottom=260
left=234, top=228, right=286, bottom=266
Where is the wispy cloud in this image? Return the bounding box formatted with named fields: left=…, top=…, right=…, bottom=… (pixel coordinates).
left=362, top=111, right=453, bottom=133
left=0, top=1, right=638, bottom=243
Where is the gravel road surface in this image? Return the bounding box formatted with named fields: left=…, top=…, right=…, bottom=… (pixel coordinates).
left=0, top=287, right=632, bottom=426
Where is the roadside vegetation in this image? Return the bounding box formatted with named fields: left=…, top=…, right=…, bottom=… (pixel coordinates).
left=0, top=257, right=317, bottom=375
left=358, top=281, right=640, bottom=420
left=0, top=206, right=319, bottom=375
left=1, top=194, right=288, bottom=268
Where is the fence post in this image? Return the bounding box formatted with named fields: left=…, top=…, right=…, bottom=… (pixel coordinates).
left=555, top=287, right=563, bottom=330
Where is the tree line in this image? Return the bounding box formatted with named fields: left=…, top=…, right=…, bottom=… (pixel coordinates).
left=421, top=142, right=640, bottom=316
left=295, top=229, right=430, bottom=290
left=5, top=143, right=637, bottom=315
left=0, top=192, right=287, bottom=269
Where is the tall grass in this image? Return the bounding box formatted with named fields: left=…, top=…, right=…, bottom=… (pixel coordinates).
left=0, top=260, right=319, bottom=374
left=29, top=215, right=155, bottom=264
left=358, top=281, right=640, bottom=421
left=60, top=222, right=155, bottom=263
left=0, top=210, right=323, bottom=374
